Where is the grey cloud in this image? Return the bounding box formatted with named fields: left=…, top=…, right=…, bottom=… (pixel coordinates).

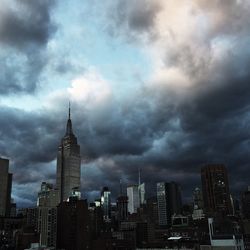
left=78, top=68, right=250, bottom=201
left=107, top=0, right=250, bottom=40
left=0, top=0, right=55, bottom=50
left=0, top=0, right=56, bottom=95
left=106, top=0, right=161, bottom=41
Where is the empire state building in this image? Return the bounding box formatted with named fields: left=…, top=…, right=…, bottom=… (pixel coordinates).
left=56, top=106, right=81, bottom=202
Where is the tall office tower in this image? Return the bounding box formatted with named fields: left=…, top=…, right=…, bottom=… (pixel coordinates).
left=56, top=105, right=81, bottom=202
left=0, top=158, right=12, bottom=217
left=201, top=164, right=232, bottom=215
left=57, top=198, right=90, bottom=250
left=157, top=182, right=182, bottom=226
left=127, top=185, right=140, bottom=214
left=242, top=186, right=250, bottom=219
left=101, top=187, right=111, bottom=222
left=37, top=182, right=59, bottom=248
left=138, top=183, right=146, bottom=205
left=117, top=196, right=128, bottom=222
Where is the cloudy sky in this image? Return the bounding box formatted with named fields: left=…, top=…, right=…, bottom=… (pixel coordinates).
left=1, top=0, right=250, bottom=207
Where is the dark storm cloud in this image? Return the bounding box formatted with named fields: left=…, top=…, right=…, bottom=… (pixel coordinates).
left=0, top=106, right=66, bottom=167
left=2, top=0, right=250, bottom=206
left=0, top=105, right=64, bottom=205
left=0, top=0, right=55, bottom=50
left=77, top=0, right=250, bottom=201
left=0, top=0, right=56, bottom=95
left=78, top=78, right=250, bottom=200
left=3, top=70, right=250, bottom=205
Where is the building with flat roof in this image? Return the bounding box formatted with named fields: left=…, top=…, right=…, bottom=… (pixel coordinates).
left=0, top=158, right=12, bottom=217
left=199, top=218, right=245, bottom=250
left=201, top=164, right=232, bottom=215
left=37, top=182, right=59, bottom=248
left=57, top=198, right=90, bottom=250
left=127, top=185, right=140, bottom=214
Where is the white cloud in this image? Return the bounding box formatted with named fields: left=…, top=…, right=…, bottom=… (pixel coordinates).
left=68, top=69, right=112, bottom=106
left=42, top=68, right=113, bottom=114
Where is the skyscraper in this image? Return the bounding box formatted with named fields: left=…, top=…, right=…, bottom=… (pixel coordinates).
left=56, top=105, right=81, bottom=202
left=157, top=182, right=182, bottom=226
left=101, top=186, right=111, bottom=222
left=127, top=185, right=140, bottom=214
left=138, top=183, right=146, bottom=205
left=0, top=158, right=12, bottom=217
left=201, top=164, right=232, bottom=215
left=138, top=168, right=146, bottom=205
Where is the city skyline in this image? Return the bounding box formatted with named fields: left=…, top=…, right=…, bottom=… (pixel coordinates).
left=0, top=0, right=250, bottom=208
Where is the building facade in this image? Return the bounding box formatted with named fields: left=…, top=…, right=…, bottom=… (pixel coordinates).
left=201, top=164, right=232, bottom=215
left=56, top=106, right=81, bottom=202
left=117, top=196, right=128, bottom=222
left=157, top=182, right=182, bottom=226
left=192, top=187, right=205, bottom=220
left=127, top=185, right=140, bottom=214
left=138, top=183, right=146, bottom=205
left=0, top=158, right=12, bottom=217
left=57, top=198, right=90, bottom=250
left=101, top=186, right=111, bottom=222
left=37, top=182, right=59, bottom=248
left=242, top=186, right=250, bottom=219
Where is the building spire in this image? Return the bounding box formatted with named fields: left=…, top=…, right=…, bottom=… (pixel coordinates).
left=138, top=167, right=141, bottom=186
left=119, top=179, right=123, bottom=195
left=68, top=102, right=70, bottom=119
left=66, top=102, right=73, bottom=135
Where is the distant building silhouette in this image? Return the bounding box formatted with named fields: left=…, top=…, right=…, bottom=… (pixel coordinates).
left=242, top=186, right=250, bottom=219
left=201, top=164, right=232, bottom=215
left=157, top=182, right=182, bottom=226
left=0, top=157, right=12, bottom=217
left=117, top=196, right=128, bottom=222
left=56, top=105, right=81, bottom=202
